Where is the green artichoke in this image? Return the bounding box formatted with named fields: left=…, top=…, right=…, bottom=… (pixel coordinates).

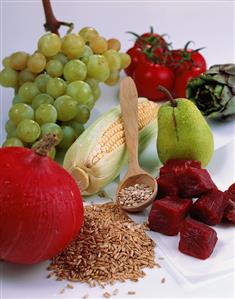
left=186, top=64, right=235, bottom=120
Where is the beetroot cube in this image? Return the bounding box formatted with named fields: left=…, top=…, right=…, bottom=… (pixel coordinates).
left=191, top=189, right=227, bottom=226
left=157, top=174, right=178, bottom=199
left=176, top=167, right=217, bottom=198
left=225, top=183, right=235, bottom=201
left=223, top=183, right=235, bottom=223
left=160, top=159, right=201, bottom=176
left=148, top=197, right=192, bottom=236
left=224, top=208, right=235, bottom=223
left=179, top=218, right=218, bottom=259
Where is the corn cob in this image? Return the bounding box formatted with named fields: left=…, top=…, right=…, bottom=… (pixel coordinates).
left=63, top=97, right=158, bottom=196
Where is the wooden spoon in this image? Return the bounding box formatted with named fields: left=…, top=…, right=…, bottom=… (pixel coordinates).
left=115, top=77, right=158, bottom=212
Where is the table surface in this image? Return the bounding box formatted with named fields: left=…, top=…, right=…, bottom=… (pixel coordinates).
left=0, top=1, right=234, bottom=298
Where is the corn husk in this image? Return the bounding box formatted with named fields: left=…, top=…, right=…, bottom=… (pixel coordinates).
left=63, top=98, right=158, bottom=195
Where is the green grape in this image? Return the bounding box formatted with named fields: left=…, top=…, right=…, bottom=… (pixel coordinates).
left=107, top=38, right=121, bottom=51
left=46, top=77, right=66, bottom=98
left=32, top=93, right=54, bottom=110
left=49, top=147, right=56, bottom=159
left=79, top=27, right=99, bottom=43
left=12, top=94, right=23, bottom=104
left=58, top=126, right=76, bottom=149
left=40, top=123, right=63, bottom=145
left=103, top=49, right=121, bottom=71
left=10, top=52, right=28, bottom=71
left=54, top=95, right=78, bottom=121
left=66, top=81, right=92, bottom=104
left=0, top=67, right=18, bottom=87
left=92, top=85, right=101, bottom=101
left=51, top=52, right=68, bottom=65
left=80, top=45, right=93, bottom=64
left=16, top=119, right=41, bottom=143
left=86, top=95, right=95, bottom=109
left=55, top=148, right=67, bottom=163
left=64, top=121, right=84, bottom=138
left=46, top=59, right=63, bottom=77
left=2, top=56, right=11, bottom=67
left=5, top=120, right=17, bottom=137
left=19, top=69, right=36, bottom=84
left=90, top=36, right=108, bottom=54
left=32, top=140, right=56, bottom=159
left=34, top=73, right=50, bottom=93
left=2, top=137, right=24, bottom=147
left=74, top=105, right=90, bottom=124
left=9, top=103, right=34, bottom=125
left=105, top=71, right=120, bottom=86
left=27, top=52, right=46, bottom=74
left=85, top=77, right=99, bottom=89
left=119, top=53, right=131, bottom=69
left=35, top=104, right=57, bottom=125
left=87, top=55, right=110, bottom=82
left=38, top=33, right=62, bottom=57
left=85, top=78, right=101, bottom=101
left=18, top=82, right=40, bottom=104
left=63, top=59, right=87, bottom=82
left=61, top=33, right=85, bottom=59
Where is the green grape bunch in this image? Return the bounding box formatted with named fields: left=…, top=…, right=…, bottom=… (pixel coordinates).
left=0, top=27, right=131, bottom=161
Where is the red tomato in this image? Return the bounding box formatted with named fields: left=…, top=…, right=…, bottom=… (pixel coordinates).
left=152, top=46, right=171, bottom=65
left=167, top=49, right=207, bottom=74
left=124, top=46, right=148, bottom=77
left=135, top=32, right=166, bottom=49
left=190, top=51, right=207, bottom=70
left=133, top=61, right=175, bottom=101
left=174, top=68, right=203, bottom=98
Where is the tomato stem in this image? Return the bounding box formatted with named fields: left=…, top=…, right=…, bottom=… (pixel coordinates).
left=158, top=85, right=176, bottom=107
left=34, top=134, right=57, bottom=156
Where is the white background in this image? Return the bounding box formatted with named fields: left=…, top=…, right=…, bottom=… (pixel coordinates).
left=0, top=1, right=235, bottom=298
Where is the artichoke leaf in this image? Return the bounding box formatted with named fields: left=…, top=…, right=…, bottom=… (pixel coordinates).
left=205, top=65, right=220, bottom=74
left=213, top=74, right=229, bottom=84
left=224, top=64, right=235, bottom=75
left=220, top=85, right=233, bottom=106
left=228, top=75, right=235, bottom=88
left=222, top=96, right=235, bottom=116
left=214, top=84, right=223, bottom=98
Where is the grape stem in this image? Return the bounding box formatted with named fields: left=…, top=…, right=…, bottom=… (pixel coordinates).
left=42, top=0, right=73, bottom=36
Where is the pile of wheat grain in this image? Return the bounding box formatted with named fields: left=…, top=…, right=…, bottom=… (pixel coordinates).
left=47, top=203, right=156, bottom=286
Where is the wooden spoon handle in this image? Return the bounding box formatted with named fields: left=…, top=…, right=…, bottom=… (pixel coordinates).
left=120, top=77, right=140, bottom=174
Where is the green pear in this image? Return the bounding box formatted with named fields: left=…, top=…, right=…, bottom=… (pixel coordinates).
left=157, top=97, right=214, bottom=167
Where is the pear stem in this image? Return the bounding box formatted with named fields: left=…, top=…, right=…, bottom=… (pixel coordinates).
left=158, top=85, right=176, bottom=107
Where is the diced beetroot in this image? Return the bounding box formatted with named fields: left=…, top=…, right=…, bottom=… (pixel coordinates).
left=176, top=167, right=217, bottom=198
left=148, top=197, right=192, bottom=236
left=179, top=218, right=218, bottom=260
left=224, top=208, right=235, bottom=223
left=157, top=174, right=178, bottom=199
left=190, top=189, right=227, bottom=226
left=223, top=183, right=235, bottom=223
left=225, top=183, right=235, bottom=201
left=160, top=159, right=201, bottom=176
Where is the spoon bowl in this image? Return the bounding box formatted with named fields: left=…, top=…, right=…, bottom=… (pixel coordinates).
left=116, top=172, right=158, bottom=212
left=115, top=77, right=158, bottom=213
